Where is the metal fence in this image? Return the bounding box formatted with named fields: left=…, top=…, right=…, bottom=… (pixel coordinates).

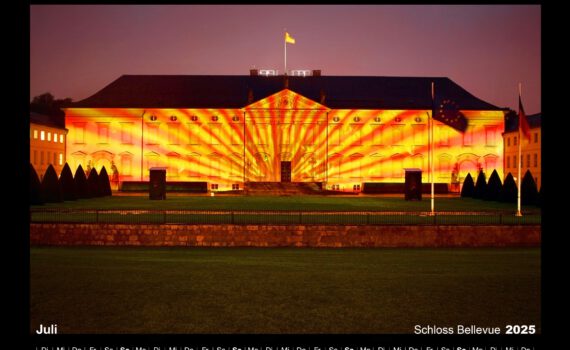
left=30, top=209, right=541, bottom=226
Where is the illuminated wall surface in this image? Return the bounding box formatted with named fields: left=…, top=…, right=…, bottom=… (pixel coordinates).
left=65, top=89, right=504, bottom=190
left=30, top=122, right=67, bottom=178
left=503, top=128, right=541, bottom=189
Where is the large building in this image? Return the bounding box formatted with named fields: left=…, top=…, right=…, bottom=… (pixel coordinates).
left=30, top=112, right=67, bottom=179
left=64, top=73, right=505, bottom=191
left=503, top=112, right=541, bottom=189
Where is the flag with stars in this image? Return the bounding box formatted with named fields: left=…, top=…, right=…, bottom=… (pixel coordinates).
left=433, top=98, right=468, bottom=133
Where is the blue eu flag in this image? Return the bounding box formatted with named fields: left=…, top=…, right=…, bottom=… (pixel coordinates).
left=433, top=99, right=468, bottom=133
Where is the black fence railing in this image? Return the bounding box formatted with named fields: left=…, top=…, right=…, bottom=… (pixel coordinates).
left=30, top=209, right=541, bottom=226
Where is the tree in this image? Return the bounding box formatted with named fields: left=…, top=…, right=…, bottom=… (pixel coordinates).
left=521, top=170, right=538, bottom=206
left=460, top=173, right=475, bottom=198
left=30, top=164, right=43, bottom=205
left=74, top=165, right=90, bottom=199
left=58, top=163, right=76, bottom=201
left=485, top=170, right=503, bottom=201
left=500, top=173, right=518, bottom=203
left=87, top=168, right=101, bottom=197
left=98, top=166, right=112, bottom=196
left=473, top=170, right=487, bottom=199
left=41, top=164, right=62, bottom=203
left=30, top=92, right=72, bottom=128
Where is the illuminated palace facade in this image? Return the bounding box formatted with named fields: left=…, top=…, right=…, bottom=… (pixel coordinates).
left=65, top=74, right=505, bottom=191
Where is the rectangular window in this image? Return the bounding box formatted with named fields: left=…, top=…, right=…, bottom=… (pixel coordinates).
left=392, top=125, right=404, bottom=145
left=534, top=153, right=538, bottom=167
left=120, top=123, right=133, bottom=144
left=73, top=123, right=85, bottom=144
left=47, top=132, right=51, bottom=142
left=40, top=151, right=44, bottom=165
left=506, top=137, right=510, bottom=147
left=506, top=156, right=510, bottom=169
left=33, top=130, right=38, bottom=139
left=209, top=124, right=220, bottom=145
left=349, top=124, right=361, bottom=145
left=40, top=130, right=45, bottom=141
left=527, top=154, right=531, bottom=168
left=59, top=134, right=64, bottom=143
left=121, top=155, right=133, bottom=176
left=146, top=124, right=159, bottom=145
left=534, top=133, right=538, bottom=143
left=514, top=136, right=517, bottom=146
left=97, top=123, right=110, bottom=144
left=53, top=152, right=57, bottom=165
left=304, top=124, right=316, bottom=145
left=232, top=127, right=243, bottom=145
left=437, top=125, right=449, bottom=146
left=280, top=124, right=291, bottom=145
left=188, top=124, right=201, bottom=145
left=413, top=124, right=426, bottom=146
left=256, top=123, right=269, bottom=145
left=372, top=125, right=383, bottom=145
left=485, top=126, right=497, bottom=146
left=59, top=153, right=63, bottom=165
left=168, top=123, right=180, bottom=145
left=463, top=126, right=473, bottom=146
left=33, top=150, right=37, bottom=164
left=330, top=124, right=342, bottom=146
left=53, top=134, right=58, bottom=143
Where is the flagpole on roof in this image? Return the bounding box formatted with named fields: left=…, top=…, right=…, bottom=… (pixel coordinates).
left=430, top=82, right=435, bottom=216
left=284, top=29, right=287, bottom=75
left=516, top=83, right=523, bottom=217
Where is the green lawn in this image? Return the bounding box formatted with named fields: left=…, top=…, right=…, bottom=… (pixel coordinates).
left=30, top=247, right=541, bottom=334
left=31, top=195, right=539, bottom=212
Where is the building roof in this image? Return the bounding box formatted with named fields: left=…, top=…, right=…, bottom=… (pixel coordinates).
left=71, top=75, right=501, bottom=110
left=504, top=112, right=541, bottom=133
left=30, top=112, right=66, bottom=130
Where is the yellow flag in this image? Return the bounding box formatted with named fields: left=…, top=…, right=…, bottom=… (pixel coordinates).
left=285, top=32, right=295, bottom=44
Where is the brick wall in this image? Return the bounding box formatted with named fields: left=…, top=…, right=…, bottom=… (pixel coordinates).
left=30, top=224, right=540, bottom=247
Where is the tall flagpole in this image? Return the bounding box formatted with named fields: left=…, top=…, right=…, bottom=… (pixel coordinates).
left=284, top=30, right=287, bottom=75
left=516, top=83, right=523, bottom=217
left=428, top=81, right=435, bottom=215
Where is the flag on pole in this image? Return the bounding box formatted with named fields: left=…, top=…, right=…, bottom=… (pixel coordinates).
left=433, top=98, right=468, bottom=133
left=285, top=32, right=295, bottom=44
left=519, top=96, right=531, bottom=141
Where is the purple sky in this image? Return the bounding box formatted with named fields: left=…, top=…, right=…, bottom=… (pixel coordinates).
left=30, top=5, right=541, bottom=114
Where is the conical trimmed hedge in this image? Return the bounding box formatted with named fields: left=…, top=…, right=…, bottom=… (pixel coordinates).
left=74, top=165, right=90, bottom=199
left=500, top=173, right=517, bottom=203
left=87, top=168, right=101, bottom=197
left=98, top=166, right=112, bottom=196
left=485, top=170, right=503, bottom=201
left=30, top=164, right=43, bottom=205
left=473, top=170, right=487, bottom=199
left=521, top=170, right=538, bottom=205
left=59, top=163, right=76, bottom=201
left=41, top=164, right=62, bottom=203
left=460, top=173, right=475, bottom=198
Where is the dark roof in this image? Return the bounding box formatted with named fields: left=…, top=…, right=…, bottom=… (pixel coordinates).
left=505, top=112, right=541, bottom=133
left=30, top=112, right=66, bottom=130
left=71, top=75, right=501, bottom=111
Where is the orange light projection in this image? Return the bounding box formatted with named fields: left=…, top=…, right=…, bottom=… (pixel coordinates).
left=65, top=89, right=504, bottom=191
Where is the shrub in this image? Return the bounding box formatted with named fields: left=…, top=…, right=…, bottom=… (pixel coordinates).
left=460, top=173, right=475, bottom=198
left=41, top=164, right=62, bottom=203
left=485, top=170, right=503, bottom=201
left=500, top=173, right=517, bottom=203
left=87, top=168, right=101, bottom=197
left=59, top=163, right=76, bottom=201
left=98, top=166, right=112, bottom=197
left=30, top=164, right=43, bottom=205
left=473, top=170, right=487, bottom=199
left=521, top=170, right=538, bottom=205
left=74, top=165, right=90, bottom=199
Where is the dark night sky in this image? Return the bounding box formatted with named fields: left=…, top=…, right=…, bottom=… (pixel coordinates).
left=30, top=5, right=541, bottom=114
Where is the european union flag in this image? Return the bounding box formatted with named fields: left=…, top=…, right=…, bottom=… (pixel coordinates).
left=433, top=98, right=468, bottom=133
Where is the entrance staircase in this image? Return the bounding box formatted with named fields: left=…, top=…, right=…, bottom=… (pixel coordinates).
left=244, top=182, right=323, bottom=196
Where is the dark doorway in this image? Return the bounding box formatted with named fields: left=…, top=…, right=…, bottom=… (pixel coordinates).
left=280, top=161, right=291, bottom=182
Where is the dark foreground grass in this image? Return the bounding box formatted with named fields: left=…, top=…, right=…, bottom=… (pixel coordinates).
left=30, top=247, right=540, bottom=334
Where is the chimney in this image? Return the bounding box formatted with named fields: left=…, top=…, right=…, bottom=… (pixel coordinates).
left=312, top=70, right=321, bottom=77
left=250, top=69, right=259, bottom=76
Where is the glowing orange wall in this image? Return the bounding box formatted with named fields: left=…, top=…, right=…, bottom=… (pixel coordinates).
left=65, top=89, right=504, bottom=191
left=30, top=122, right=67, bottom=179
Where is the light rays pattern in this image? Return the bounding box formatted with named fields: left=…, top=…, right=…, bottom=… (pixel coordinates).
left=64, top=90, right=504, bottom=191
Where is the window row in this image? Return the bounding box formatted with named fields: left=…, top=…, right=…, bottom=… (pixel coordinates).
left=32, top=150, right=64, bottom=166
left=31, top=129, right=65, bottom=143
left=505, top=153, right=539, bottom=169
left=505, top=132, right=540, bottom=147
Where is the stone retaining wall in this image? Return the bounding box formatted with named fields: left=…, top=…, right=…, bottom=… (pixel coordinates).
left=30, top=224, right=540, bottom=247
